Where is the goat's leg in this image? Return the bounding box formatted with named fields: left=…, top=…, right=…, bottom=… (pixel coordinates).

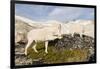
left=71, top=33, right=74, bottom=37
left=32, top=41, right=38, bottom=53
left=45, top=41, right=48, bottom=53
left=80, top=33, right=83, bottom=38
left=80, top=29, right=84, bottom=38
left=25, top=40, right=32, bottom=55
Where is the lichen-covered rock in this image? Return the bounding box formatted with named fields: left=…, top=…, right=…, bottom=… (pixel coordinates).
left=54, top=34, right=95, bottom=61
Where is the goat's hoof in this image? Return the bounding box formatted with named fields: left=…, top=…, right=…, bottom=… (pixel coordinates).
left=25, top=52, right=27, bottom=56
left=35, top=51, right=39, bottom=53
left=45, top=51, right=48, bottom=54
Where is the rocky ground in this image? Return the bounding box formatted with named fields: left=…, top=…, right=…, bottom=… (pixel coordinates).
left=15, top=34, right=95, bottom=66
left=15, top=43, right=33, bottom=66
left=55, top=34, right=94, bottom=55
left=55, top=34, right=95, bottom=61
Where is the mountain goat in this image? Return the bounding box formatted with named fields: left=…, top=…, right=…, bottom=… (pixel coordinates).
left=25, top=23, right=62, bottom=55
left=82, top=21, right=94, bottom=38
left=61, top=23, right=83, bottom=37
left=76, top=20, right=94, bottom=38
left=61, top=20, right=94, bottom=38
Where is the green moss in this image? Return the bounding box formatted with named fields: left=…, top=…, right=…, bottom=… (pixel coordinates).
left=27, top=41, right=89, bottom=64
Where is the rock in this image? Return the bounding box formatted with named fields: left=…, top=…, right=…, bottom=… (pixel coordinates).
left=15, top=55, right=33, bottom=65
left=32, top=58, right=44, bottom=65
left=15, top=43, right=33, bottom=65
left=54, top=33, right=95, bottom=61
left=55, top=34, right=94, bottom=48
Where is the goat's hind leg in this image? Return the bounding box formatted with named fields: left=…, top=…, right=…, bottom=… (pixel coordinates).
left=45, top=41, right=48, bottom=53
left=25, top=40, right=33, bottom=55
left=32, top=41, right=38, bottom=53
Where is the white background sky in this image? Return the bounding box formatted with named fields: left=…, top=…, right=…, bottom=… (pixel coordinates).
left=0, top=0, right=100, bottom=69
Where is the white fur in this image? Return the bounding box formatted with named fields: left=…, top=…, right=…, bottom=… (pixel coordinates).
left=25, top=24, right=62, bottom=55
left=61, top=20, right=94, bottom=37
left=15, top=31, right=24, bottom=44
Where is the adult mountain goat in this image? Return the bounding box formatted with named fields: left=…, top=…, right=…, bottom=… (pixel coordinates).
left=25, top=23, right=62, bottom=55
left=61, top=20, right=94, bottom=38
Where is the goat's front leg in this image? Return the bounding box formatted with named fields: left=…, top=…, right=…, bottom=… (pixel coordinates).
left=32, top=42, right=38, bottom=53
left=71, top=33, right=74, bottom=37
left=45, top=41, right=48, bottom=53
left=80, top=33, right=83, bottom=38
